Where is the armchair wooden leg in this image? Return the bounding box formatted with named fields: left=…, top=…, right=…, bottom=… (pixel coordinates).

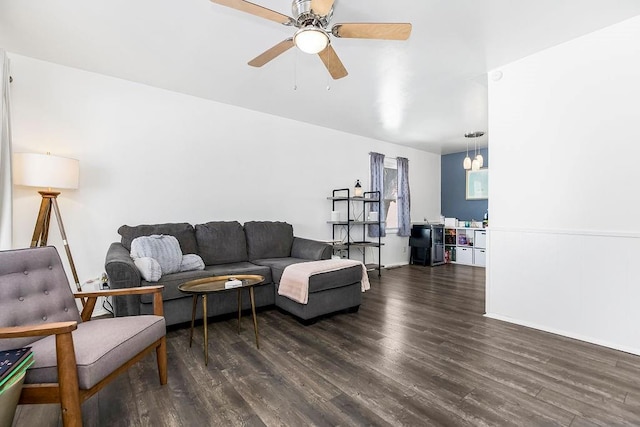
left=56, top=332, right=82, bottom=427
left=156, top=337, right=168, bottom=385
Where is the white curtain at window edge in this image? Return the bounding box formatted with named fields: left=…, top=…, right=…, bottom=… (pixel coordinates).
left=368, top=152, right=386, bottom=237
left=0, top=50, right=12, bottom=250
left=397, top=157, right=411, bottom=237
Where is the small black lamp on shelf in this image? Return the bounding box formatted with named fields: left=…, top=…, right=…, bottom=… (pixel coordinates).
left=354, top=179, right=363, bottom=197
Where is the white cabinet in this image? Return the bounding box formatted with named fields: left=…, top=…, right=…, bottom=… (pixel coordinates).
left=472, top=230, right=487, bottom=267
left=457, top=247, right=474, bottom=264
left=444, top=227, right=487, bottom=267
left=474, top=230, right=487, bottom=249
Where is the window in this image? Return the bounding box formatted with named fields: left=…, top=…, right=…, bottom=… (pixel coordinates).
left=383, top=159, right=398, bottom=229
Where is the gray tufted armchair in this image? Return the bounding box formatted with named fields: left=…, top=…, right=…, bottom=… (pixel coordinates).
left=0, top=246, right=167, bottom=427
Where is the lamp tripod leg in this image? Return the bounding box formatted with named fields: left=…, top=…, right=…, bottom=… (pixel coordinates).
left=30, top=192, right=84, bottom=305
left=50, top=198, right=82, bottom=293
left=31, top=196, right=52, bottom=247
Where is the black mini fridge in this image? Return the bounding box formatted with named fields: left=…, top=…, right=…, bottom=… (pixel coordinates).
left=409, top=224, right=445, bottom=266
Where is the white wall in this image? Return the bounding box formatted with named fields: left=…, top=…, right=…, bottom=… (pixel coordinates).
left=8, top=54, right=441, bottom=289
left=487, top=15, right=640, bottom=354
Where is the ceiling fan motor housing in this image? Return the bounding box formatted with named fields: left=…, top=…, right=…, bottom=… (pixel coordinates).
left=292, top=0, right=332, bottom=28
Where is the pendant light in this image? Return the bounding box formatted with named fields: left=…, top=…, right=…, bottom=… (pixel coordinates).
left=471, top=136, right=480, bottom=170
left=463, top=139, right=471, bottom=170
left=464, top=131, right=485, bottom=171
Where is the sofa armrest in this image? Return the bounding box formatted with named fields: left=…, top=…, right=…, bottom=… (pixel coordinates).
left=291, top=237, right=332, bottom=260
left=105, top=242, right=142, bottom=317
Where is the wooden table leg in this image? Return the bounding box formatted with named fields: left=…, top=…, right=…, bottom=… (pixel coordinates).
left=237, top=288, right=242, bottom=335
left=250, top=287, right=259, bottom=349
left=203, top=294, right=208, bottom=366
left=189, top=295, right=197, bottom=348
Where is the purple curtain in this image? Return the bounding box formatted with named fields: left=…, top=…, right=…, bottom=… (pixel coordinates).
left=368, top=152, right=385, bottom=237
left=397, top=157, right=411, bottom=237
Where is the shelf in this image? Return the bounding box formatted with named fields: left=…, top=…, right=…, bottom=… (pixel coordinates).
left=327, top=196, right=380, bottom=202
left=329, top=188, right=382, bottom=277
left=444, top=227, right=486, bottom=268
left=327, top=220, right=381, bottom=225
left=365, top=263, right=383, bottom=271
left=331, top=242, right=383, bottom=249
left=350, top=242, right=383, bottom=248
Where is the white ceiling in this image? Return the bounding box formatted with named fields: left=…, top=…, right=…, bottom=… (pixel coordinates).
left=2, top=0, right=640, bottom=154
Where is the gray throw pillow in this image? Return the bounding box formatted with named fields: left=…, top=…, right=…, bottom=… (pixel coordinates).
left=130, top=235, right=182, bottom=275
left=180, top=254, right=205, bottom=272
left=134, top=257, right=162, bottom=282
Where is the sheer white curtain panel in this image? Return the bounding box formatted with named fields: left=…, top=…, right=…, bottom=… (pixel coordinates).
left=0, top=50, right=13, bottom=249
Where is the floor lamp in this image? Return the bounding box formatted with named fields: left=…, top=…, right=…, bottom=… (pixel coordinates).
left=13, top=152, right=82, bottom=292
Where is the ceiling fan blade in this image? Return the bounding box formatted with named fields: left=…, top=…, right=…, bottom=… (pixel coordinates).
left=209, top=0, right=292, bottom=25
left=332, top=23, right=412, bottom=40
left=248, top=39, right=295, bottom=67
left=310, top=0, right=334, bottom=16
left=318, top=45, right=348, bottom=80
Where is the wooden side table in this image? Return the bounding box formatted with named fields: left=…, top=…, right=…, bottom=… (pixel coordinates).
left=178, top=275, right=265, bottom=365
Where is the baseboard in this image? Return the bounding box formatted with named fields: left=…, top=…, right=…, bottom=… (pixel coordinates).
left=384, top=262, right=409, bottom=269
left=484, top=312, right=640, bottom=356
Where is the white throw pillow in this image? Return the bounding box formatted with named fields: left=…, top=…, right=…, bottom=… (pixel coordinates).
left=134, top=257, right=162, bottom=282
left=130, top=234, right=183, bottom=275
left=180, top=254, right=205, bottom=272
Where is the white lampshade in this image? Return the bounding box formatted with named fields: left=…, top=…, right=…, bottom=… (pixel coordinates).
left=294, top=26, right=329, bottom=54
left=463, top=156, right=471, bottom=170
left=475, top=153, right=484, bottom=168
left=471, top=158, right=480, bottom=171
left=13, top=152, right=79, bottom=190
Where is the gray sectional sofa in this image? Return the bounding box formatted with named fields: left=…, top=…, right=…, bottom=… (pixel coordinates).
left=105, top=221, right=364, bottom=326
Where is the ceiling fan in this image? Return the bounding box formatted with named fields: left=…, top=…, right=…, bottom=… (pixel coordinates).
left=209, top=0, right=412, bottom=79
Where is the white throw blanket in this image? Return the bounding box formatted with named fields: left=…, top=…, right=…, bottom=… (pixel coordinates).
left=278, top=259, right=371, bottom=304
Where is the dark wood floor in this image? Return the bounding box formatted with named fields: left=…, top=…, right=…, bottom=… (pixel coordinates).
left=13, top=264, right=640, bottom=426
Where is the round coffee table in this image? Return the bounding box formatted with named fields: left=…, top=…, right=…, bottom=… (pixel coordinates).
left=178, top=274, right=265, bottom=365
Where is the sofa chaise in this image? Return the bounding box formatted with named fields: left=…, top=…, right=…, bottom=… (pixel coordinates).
left=105, top=221, right=364, bottom=325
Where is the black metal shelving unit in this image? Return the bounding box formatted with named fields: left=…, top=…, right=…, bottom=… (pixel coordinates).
left=327, top=188, right=383, bottom=276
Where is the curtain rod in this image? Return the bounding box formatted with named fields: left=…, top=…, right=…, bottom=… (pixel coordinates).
left=368, top=152, right=408, bottom=161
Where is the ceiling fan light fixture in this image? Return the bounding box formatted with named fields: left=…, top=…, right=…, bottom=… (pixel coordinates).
left=293, top=26, right=329, bottom=54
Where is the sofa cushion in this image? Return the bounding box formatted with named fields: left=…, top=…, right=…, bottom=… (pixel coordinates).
left=140, top=269, right=217, bottom=303
left=118, top=223, right=198, bottom=254
left=130, top=235, right=183, bottom=275
left=251, top=257, right=309, bottom=284
left=195, top=221, right=248, bottom=265
left=253, top=259, right=362, bottom=293
left=244, top=221, right=294, bottom=260
left=204, top=262, right=272, bottom=285
left=139, top=262, right=272, bottom=304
